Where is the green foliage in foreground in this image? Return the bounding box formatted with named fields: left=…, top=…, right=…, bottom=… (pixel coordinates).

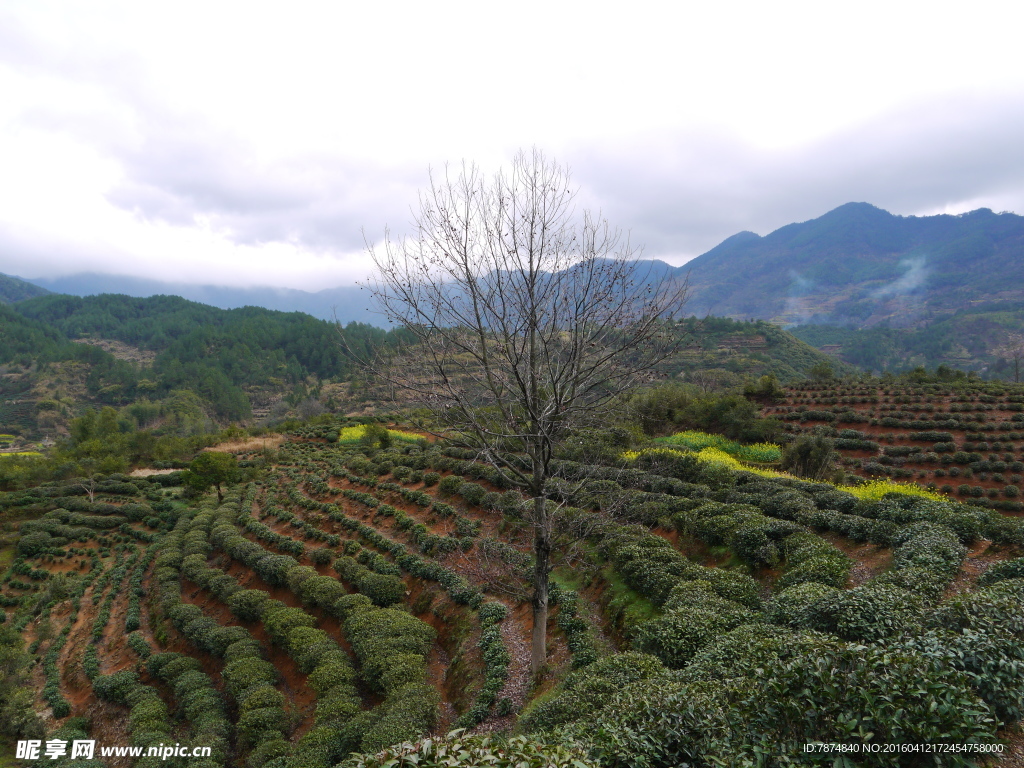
left=340, top=729, right=599, bottom=768
left=527, top=622, right=1008, bottom=768
left=9, top=407, right=1024, bottom=766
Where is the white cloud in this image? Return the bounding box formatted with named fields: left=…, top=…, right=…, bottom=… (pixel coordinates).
left=1, top=0, right=1023, bottom=289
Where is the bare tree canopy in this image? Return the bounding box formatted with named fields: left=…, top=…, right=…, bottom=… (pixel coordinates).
left=360, top=148, right=689, bottom=672
left=996, top=333, right=1024, bottom=383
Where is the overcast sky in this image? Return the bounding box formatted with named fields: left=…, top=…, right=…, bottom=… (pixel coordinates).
left=2, top=0, right=1023, bottom=291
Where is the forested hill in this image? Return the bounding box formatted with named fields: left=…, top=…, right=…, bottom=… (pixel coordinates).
left=2, top=292, right=852, bottom=440
left=24, top=272, right=373, bottom=324
left=18, top=203, right=1024, bottom=332
left=666, top=316, right=858, bottom=383
left=2, top=294, right=391, bottom=432
left=679, top=203, right=1024, bottom=327
left=0, top=272, right=50, bottom=304
left=15, top=293, right=362, bottom=379
left=790, top=301, right=1024, bottom=376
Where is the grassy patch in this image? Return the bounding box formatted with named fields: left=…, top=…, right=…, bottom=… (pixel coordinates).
left=334, top=425, right=423, bottom=444
left=599, top=566, right=660, bottom=640
left=847, top=479, right=947, bottom=503
left=0, top=547, right=15, bottom=574
left=551, top=569, right=586, bottom=592
left=655, top=430, right=782, bottom=462
left=627, top=445, right=954, bottom=503
left=624, top=446, right=796, bottom=481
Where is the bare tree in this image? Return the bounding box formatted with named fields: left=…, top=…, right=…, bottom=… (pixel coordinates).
left=75, top=474, right=99, bottom=503
left=71, top=457, right=101, bottom=503
left=688, top=367, right=740, bottom=395
left=996, top=333, right=1024, bottom=383
left=359, top=149, right=688, bottom=674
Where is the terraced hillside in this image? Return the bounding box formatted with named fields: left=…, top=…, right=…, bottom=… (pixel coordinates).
left=767, top=381, right=1024, bottom=511
left=4, top=420, right=1024, bottom=766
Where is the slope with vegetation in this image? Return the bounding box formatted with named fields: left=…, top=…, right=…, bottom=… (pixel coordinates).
left=0, top=273, right=51, bottom=305
left=681, top=203, right=1024, bottom=326
left=1, top=295, right=399, bottom=439
left=680, top=203, right=1024, bottom=378
left=767, top=376, right=1024, bottom=512
left=661, top=316, right=859, bottom=384
left=2, top=409, right=1024, bottom=766
left=791, top=301, right=1024, bottom=376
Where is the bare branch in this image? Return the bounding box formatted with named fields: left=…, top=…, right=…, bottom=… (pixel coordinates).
left=356, top=148, right=689, bottom=673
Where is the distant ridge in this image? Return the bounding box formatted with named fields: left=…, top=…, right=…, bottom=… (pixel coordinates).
left=677, top=203, right=1024, bottom=328
left=26, top=273, right=375, bottom=325
left=0, top=272, right=51, bottom=304
left=16, top=202, right=1024, bottom=334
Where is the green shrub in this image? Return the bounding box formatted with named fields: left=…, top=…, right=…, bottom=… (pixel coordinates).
left=339, top=731, right=598, bottom=768
left=766, top=582, right=840, bottom=627
left=228, top=589, right=272, bottom=622
left=899, top=627, right=1024, bottom=726
left=343, top=605, right=436, bottom=691
left=358, top=682, right=440, bottom=753
left=553, top=677, right=724, bottom=768
left=379, top=653, right=428, bottom=692
left=562, top=632, right=998, bottom=767
left=887, top=521, right=966, bottom=594
left=679, top=624, right=838, bottom=684
left=237, top=706, right=288, bottom=749
left=978, top=558, right=1024, bottom=586
left=457, top=482, right=487, bottom=506
left=238, top=684, right=285, bottom=713
left=309, top=547, right=334, bottom=566
left=774, top=553, right=851, bottom=591
left=632, top=596, right=756, bottom=669
left=245, top=737, right=290, bottom=768
left=262, top=605, right=317, bottom=645
left=437, top=476, right=462, bottom=495
left=315, top=683, right=361, bottom=725
left=358, top=572, right=407, bottom=607
left=729, top=642, right=997, bottom=753
left=802, top=583, right=924, bottom=642
left=931, top=579, right=1024, bottom=636
left=519, top=652, right=666, bottom=732
left=224, top=638, right=262, bottom=664
left=224, top=657, right=278, bottom=698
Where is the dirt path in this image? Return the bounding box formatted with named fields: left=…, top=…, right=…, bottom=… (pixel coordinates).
left=471, top=601, right=533, bottom=735
left=943, top=539, right=1004, bottom=599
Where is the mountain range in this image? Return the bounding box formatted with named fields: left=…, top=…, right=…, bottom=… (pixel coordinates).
left=4, top=202, right=1023, bottom=374
left=0, top=272, right=51, bottom=304
left=680, top=202, right=1024, bottom=328
left=6, top=202, right=1022, bottom=329
left=19, top=273, right=375, bottom=326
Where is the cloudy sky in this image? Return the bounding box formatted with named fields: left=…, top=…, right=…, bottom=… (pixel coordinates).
left=2, top=0, right=1023, bottom=291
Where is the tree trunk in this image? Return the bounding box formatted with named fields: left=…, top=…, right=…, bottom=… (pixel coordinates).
left=215, top=484, right=224, bottom=505
left=530, top=493, right=550, bottom=675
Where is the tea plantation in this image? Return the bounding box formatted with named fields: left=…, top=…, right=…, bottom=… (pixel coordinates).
left=2, top=418, right=1024, bottom=767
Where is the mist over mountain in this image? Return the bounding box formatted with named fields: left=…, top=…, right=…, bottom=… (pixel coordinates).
left=17, top=203, right=1024, bottom=333
left=11, top=202, right=1024, bottom=377
left=677, top=202, right=1024, bottom=328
